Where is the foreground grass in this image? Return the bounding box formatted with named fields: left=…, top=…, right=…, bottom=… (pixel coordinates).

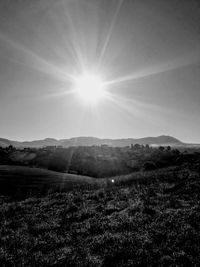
left=0, top=167, right=200, bottom=266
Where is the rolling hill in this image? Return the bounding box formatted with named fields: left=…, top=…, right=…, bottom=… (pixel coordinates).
left=0, top=135, right=184, bottom=148
left=0, top=165, right=99, bottom=197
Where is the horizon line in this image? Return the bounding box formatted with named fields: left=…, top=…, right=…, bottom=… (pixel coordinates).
left=0, top=134, right=196, bottom=144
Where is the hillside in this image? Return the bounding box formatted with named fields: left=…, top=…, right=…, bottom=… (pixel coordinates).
left=0, top=135, right=184, bottom=148
left=0, top=165, right=99, bottom=197
left=0, top=165, right=200, bottom=266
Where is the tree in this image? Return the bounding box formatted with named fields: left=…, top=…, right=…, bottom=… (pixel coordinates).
left=133, top=144, right=141, bottom=150
left=158, top=146, right=165, bottom=152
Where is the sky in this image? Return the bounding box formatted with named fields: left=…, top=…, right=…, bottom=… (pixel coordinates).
left=0, top=0, right=200, bottom=143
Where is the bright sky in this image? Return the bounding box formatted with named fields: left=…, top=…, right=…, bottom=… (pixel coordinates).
left=0, top=0, right=200, bottom=143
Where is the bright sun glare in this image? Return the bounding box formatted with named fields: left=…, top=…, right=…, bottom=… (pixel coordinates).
left=73, top=72, right=107, bottom=104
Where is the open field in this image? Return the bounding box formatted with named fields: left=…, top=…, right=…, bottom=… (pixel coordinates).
left=0, top=164, right=200, bottom=266
left=0, top=164, right=193, bottom=198
left=0, top=165, right=100, bottom=198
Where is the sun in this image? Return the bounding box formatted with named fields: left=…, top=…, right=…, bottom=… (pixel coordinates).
left=73, top=72, right=107, bottom=104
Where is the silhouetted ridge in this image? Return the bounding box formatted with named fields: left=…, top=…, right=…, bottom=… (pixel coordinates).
left=0, top=135, right=184, bottom=148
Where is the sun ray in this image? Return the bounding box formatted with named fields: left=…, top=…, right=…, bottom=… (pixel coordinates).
left=104, top=90, right=185, bottom=130
left=0, top=32, right=74, bottom=83
left=98, top=0, right=124, bottom=67
left=46, top=3, right=84, bottom=69
left=105, top=53, right=200, bottom=86
left=63, top=7, right=86, bottom=71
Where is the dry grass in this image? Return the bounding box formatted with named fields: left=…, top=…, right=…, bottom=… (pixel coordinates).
left=0, top=166, right=200, bottom=266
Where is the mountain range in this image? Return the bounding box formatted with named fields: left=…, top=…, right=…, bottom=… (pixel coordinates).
left=0, top=135, right=189, bottom=148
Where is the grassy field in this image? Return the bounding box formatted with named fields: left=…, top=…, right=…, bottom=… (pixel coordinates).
left=0, top=165, right=100, bottom=198
left=0, top=165, right=200, bottom=266
left=0, top=164, right=188, bottom=198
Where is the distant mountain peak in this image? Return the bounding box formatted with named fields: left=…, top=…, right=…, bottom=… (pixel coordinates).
left=44, top=138, right=57, bottom=141
left=0, top=135, right=185, bottom=148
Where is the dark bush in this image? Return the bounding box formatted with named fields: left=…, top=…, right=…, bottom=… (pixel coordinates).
left=143, top=161, right=156, bottom=170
